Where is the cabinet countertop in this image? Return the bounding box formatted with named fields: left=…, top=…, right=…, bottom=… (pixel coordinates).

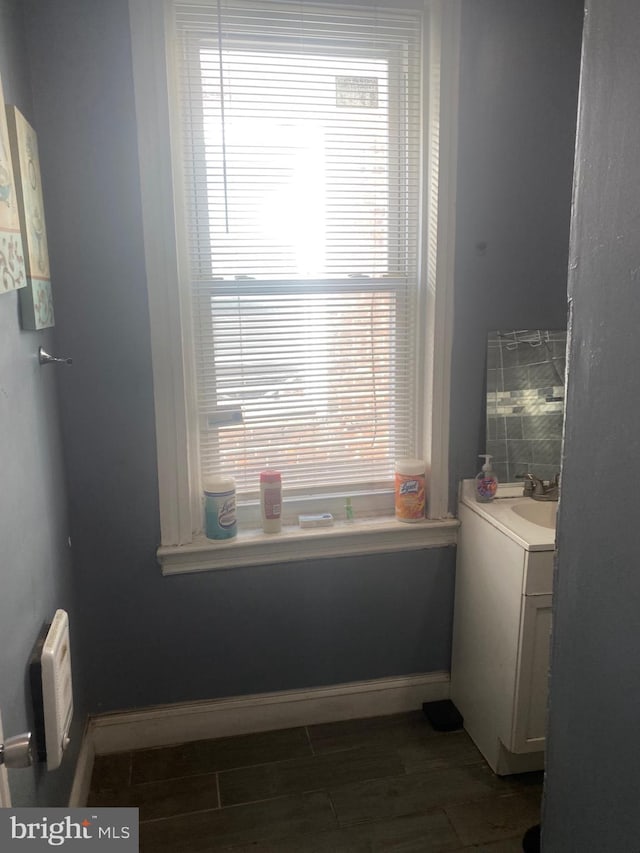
left=460, top=480, right=556, bottom=552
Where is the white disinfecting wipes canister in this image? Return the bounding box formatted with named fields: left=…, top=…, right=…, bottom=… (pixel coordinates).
left=204, top=476, right=237, bottom=540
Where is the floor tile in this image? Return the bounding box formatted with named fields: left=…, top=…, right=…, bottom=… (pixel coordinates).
left=131, top=726, right=311, bottom=784
left=139, top=791, right=336, bottom=853
left=226, top=809, right=461, bottom=852
left=445, top=792, right=540, bottom=846
left=454, top=838, right=529, bottom=852
left=88, top=771, right=219, bottom=822
left=501, top=770, right=544, bottom=792
left=350, top=809, right=463, bottom=852
left=308, top=713, right=485, bottom=777
left=308, top=711, right=438, bottom=754
left=90, top=752, right=132, bottom=793
left=88, top=712, right=545, bottom=853
left=224, top=826, right=371, bottom=852
left=330, top=764, right=503, bottom=826
left=398, top=731, right=485, bottom=774
left=219, top=746, right=405, bottom=806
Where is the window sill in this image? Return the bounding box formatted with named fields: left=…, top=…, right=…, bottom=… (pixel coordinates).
left=158, top=516, right=459, bottom=575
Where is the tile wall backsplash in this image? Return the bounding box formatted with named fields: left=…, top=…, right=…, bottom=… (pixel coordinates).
left=486, top=330, right=566, bottom=484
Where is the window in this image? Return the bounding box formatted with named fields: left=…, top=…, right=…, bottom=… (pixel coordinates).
left=178, top=1, right=422, bottom=509
left=129, top=0, right=460, bottom=567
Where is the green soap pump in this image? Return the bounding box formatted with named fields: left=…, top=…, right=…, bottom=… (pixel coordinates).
left=475, top=454, right=498, bottom=503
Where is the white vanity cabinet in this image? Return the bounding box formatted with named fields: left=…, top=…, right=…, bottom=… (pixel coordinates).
left=450, top=482, right=555, bottom=775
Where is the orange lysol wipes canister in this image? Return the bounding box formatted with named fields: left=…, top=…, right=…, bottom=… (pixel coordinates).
left=395, top=459, right=426, bottom=522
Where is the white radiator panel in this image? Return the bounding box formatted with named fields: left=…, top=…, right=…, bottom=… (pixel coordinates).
left=41, top=609, right=73, bottom=770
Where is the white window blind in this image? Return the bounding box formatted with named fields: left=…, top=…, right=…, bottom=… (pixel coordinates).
left=175, top=0, right=423, bottom=502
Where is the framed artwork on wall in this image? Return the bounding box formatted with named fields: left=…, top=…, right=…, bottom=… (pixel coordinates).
left=6, top=104, right=54, bottom=329
left=0, top=74, right=27, bottom=296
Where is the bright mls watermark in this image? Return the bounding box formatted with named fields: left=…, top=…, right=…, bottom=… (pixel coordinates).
left=0, top=809, right=138, bottom=851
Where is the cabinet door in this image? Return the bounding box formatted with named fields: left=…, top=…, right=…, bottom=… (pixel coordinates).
left=510, top=593, right=552, bottom=754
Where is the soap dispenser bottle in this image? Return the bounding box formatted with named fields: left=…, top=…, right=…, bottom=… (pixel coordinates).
left=475, top=454, right=498, bottom=503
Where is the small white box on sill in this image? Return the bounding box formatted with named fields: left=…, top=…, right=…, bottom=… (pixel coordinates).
left=298, top=513, right=334, bottom=528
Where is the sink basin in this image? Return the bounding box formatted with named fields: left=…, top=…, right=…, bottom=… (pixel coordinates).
left=511, top=500, right=558, bottom=529
left=462, top=481, right=556, bottom=550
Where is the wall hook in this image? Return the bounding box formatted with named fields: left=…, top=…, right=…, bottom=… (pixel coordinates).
left=38, top=347, right=73, bottom=366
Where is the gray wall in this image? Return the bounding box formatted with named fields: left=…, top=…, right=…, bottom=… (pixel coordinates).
left=544, top=0, right=640, bottom=848
left=18, top=0, right=583, bottom=721
left=23, top=0, right=456, bottom=715
left=0, top=0, right=84, bottom=807
left=449, top=0, right=583, bottom=504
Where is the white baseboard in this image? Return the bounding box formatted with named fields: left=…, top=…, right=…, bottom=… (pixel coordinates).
left=69, top=671, right=449, bottom=804
left=88, top=671, right=450, bottom=757
left=68, top=721, right=95, bottom=808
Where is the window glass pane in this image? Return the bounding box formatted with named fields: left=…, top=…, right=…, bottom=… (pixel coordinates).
left=194, top=283, right=413, bottom=494
left=197, top=48, right=393, bottom=278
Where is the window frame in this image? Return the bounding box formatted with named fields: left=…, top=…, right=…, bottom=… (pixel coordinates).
left=129, top=0, right=460, bottom=569
left=182, top=11, right=423, bottom=505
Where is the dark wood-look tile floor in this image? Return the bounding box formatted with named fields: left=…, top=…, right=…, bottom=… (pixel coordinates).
left=88, top=711, right=542, bottom=852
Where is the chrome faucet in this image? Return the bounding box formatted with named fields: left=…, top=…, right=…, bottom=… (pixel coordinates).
left=519, top=472, right=560, bottom=501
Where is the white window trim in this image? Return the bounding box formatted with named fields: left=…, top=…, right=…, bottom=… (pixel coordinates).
left=129, top=0, right=461, bottom=573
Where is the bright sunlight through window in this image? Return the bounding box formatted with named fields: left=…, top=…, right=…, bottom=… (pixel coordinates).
left=177, top=0, right=422, bottom=502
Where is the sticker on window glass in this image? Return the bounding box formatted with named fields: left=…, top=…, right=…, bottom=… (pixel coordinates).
left=335, top=76, right=379, bottom=109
